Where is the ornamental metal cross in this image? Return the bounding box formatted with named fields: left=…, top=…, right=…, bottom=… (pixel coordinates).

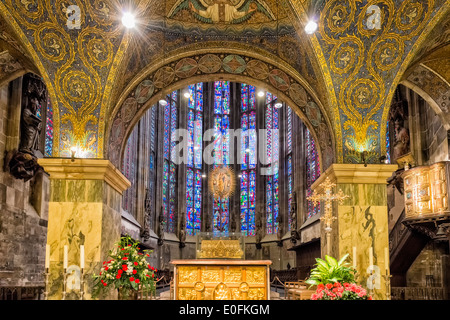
left=307, top=177, right=350, bottom=256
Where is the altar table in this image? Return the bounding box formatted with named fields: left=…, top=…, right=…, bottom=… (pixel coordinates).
left=171, top=259, right=272, bottom=300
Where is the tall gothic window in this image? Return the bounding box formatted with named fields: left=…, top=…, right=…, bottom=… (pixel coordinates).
left=162, top=91, right=178, bottom=233
left=240, top=84, right=257, bottom=236
left=265, top=92, right=280, bottom=235
left=213, top=81, right=231, bottom=233
left=306, top=128, right=320, bottom=218
left=286, top=106, right=293, bottom=231
left=123, top=129, right=138, bottom=214
left=186, top=83, right=204, bottom=236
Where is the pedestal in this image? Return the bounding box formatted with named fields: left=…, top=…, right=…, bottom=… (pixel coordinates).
left=38, top=159, right=131, bottom=300
left=311, top=164, right=397, bottom=300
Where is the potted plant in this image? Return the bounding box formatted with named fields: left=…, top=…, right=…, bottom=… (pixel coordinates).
left=92, top=235, right=157, bottom=300
left=306, top=254, right=372, bottom=300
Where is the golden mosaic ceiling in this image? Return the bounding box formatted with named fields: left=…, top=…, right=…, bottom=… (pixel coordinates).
left=0, top=0, right=448, bottom=167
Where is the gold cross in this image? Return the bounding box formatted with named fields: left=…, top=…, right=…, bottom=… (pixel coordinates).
left=307, top=177, right=350, bottom=255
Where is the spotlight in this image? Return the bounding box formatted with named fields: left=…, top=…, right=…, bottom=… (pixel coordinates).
left=274, top=101, right=283, bottom=109
left=305, top=20, right=318, bottom=34
left=122, top=12, right=136, bottom=29
left=202, top=174, right=207, bottom=178
left=257, top=90, right=265, bottom=97
left=159, top=99, right=168, bottom=106
left=245, top=148, right=250, bottom=153
left=184, top=91, right=191, bottom=99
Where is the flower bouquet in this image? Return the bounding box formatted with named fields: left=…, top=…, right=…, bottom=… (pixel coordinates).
left=92, top=235, right=157, bottom=299
left=306, top=254, right=372, bottom=300
left=311, top=282, right=372, bottom=300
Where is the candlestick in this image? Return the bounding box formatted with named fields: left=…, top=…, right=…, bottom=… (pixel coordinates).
left=382, top=270, right=392, bottom=300
left=384, top=247, right=389, bottom=273
left=63, top=245, right=68, bottom=269
left=352, top=246, right=357, bottom=268
left=45, top=244, right=50, bottom=269
left=369, top=247, right=373, bottom=267
left=42, top=267, right=50, bottom=300
left=62, top=268, right=68, bottom=300
left=80, top=245, right=85, bottom=269
left=80, top=268, right=85, bottom=300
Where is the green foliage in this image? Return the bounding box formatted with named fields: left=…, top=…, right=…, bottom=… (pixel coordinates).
left=305, top=254, right=356, bottom=287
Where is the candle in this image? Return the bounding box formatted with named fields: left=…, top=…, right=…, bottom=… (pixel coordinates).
left=45, top=244, right=50, bottom=269
left=64, top=245, right=68, bottom=269
left=80, top=245, right=85, bottom=269
left=384, top=247, right=389, bottom=273
left=352, top=246, right=357, bottom=268
left=369, top=247, right=373, bottom=267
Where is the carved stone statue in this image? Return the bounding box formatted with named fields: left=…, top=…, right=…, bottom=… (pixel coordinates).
left=389, top=93, right=410, bottom=161
left=19, top=89, right=44, bottom=156
left=290, top=191, right=300, bottom=243
left=157, top=206, right=165, bottom=246
left=179, top=212, right=186, bottom=248
left=255, top=213, right=263, bottom=249
left=140, top=188, right=151, bottom=241
left=276, top=214, right=283, bottom=246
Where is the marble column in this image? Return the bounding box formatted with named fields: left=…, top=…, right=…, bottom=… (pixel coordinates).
left=38, top=158, right=130, bottom=300
left=310, top=163, right=397, bottom=300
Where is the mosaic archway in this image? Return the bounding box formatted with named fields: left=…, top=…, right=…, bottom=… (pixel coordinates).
left=106, top=51, right=336, bottom=172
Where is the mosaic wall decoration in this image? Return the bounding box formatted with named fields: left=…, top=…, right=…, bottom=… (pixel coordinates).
left=290, top=0, right=448, bottom=163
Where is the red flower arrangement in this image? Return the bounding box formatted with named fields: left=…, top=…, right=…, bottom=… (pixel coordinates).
left=92, top=235, right=157, bottom=299
left=311, top=282, right=372, bottom=300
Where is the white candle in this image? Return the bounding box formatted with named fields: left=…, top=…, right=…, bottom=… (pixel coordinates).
left=63, top=245, right=68, bottom=269
left=80, top=245, right=85, bottom=269
left=369, top=247, right=373, bottom=267
left=45, top=244, right=50, bottom=269
left=384, top=247, right=389, bottom=273
left=352, top=246, right=357, bottom=268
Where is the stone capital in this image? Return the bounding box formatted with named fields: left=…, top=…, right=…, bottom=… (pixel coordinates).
left=37, top=158, right=131, bottom=194
left=311, top=164, right=398, bottom=191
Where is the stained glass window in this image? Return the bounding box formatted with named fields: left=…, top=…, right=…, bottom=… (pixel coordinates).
left=45, top=96, right=53, bottom=157
left=186, top=83, right=203, bottom=236
left=123, top=129, right=138, bottom=214
left=306, top=128, right=321, bottom=218
left=266, top=93, right=280, bottom=235
left=240, top=84, right=256, bottom=236
left=213, top=81, right=230, bottom=233
left=162, top=92, right=178, bottom=233
left=386, top=120, right=391, bottom=164
left=286, top=106, right=293, bottom=230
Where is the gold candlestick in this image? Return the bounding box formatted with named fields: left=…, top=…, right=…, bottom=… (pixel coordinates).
left=368, top=269, right=375, bottom=298
left=62, top=268, right=69, bottom=300
left=43, top=268, right=50, bottom=300
left=382, top=270, right=392, bottom=300
left=80, top=268, right=85, bottom=300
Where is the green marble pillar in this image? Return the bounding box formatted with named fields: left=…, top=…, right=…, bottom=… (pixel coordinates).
left=38, top=159, right=130, bottom=300
left=311, top=164, right=397, bottom=300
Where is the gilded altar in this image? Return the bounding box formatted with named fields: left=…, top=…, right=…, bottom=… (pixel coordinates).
left=171, top=260, right=272, bottom=300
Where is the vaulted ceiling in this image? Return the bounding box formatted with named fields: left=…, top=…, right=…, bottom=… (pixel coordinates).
left=0, top=0, right=448, bottom=168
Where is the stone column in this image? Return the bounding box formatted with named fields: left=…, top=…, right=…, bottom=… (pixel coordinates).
left=38, top=158, right=130, bottom=300
left=310, top=163, right=397, bottom=300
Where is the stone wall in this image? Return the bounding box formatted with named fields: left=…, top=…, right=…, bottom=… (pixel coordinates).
left=0, top=82, right=49, bottom=289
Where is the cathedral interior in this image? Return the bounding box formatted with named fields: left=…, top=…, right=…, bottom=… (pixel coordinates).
left=0, top=0, right=449, bottom=301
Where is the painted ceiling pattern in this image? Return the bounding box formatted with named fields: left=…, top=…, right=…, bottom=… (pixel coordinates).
left=0, top=0, right=448, bottom=167
left=306, top=0, right=448, bottom=163
left=0, top=0, right=129, bottom=158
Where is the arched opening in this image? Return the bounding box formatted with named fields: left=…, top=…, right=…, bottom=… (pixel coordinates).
left=119, top=80, right=322, bottom=272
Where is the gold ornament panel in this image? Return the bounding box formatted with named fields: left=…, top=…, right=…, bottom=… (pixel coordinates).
left=173, top=260, right=270, bottom=300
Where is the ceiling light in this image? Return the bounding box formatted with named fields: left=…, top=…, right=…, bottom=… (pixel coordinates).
left=184, top=91, right=191, bottom=99
left=159, top=99, right=168, bottom=106
left=257, top=90, right=265, bottom=97
left=305, top=20, right=318, bottom=34
left=274, top=101, right=283, bottom=108
left=122, top=12, right=136, bottom=29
